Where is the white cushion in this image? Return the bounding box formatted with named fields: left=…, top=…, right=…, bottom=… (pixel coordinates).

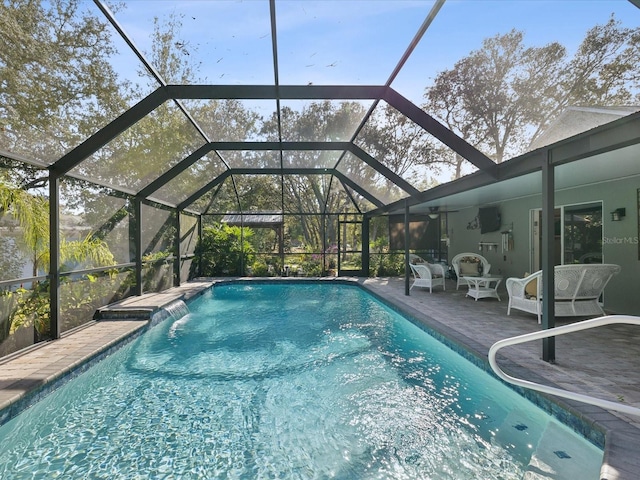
left=459, top=261, right=479, bottom=276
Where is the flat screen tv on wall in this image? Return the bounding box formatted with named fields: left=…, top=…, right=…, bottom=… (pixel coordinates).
left=478, top=206, right=501, bottom=234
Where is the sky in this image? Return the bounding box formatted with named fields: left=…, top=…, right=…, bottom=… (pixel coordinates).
left=88, top=0, right=639, bottom=184
left=103, top=0, right=640, bottom=106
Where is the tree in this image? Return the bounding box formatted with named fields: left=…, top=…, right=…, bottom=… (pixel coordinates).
left=357, top=104, right=442, bottom=189
left=196, top=224, right=254, bottom=276
left=0, top=181, right=49, bottom=275
left=1, top=181, right=117, bottom=275
left=0, top=0, right=129, bottom=162
left=260, top=101, right=370, bottom=248
left=0, top=181, right=117, bottom=345
left=424, top=16, right=640, bottom=171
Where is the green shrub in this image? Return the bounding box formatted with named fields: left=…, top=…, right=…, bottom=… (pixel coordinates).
left=370, top=252, right=404, bottom=276
left=301, top=259, right=322, bottom=276
left=195, top=224, right=255, bottom=276
left=251, top=260, right=270, bottom=277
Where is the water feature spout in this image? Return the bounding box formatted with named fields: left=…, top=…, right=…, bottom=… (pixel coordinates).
left=150, top=299, right=190, bottom=327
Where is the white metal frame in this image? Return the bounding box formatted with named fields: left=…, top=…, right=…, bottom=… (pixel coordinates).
left=489, top=315, right=640, bottom=417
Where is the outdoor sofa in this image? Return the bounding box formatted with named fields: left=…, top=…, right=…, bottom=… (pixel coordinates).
left=506, top=263, right=621, bottom=323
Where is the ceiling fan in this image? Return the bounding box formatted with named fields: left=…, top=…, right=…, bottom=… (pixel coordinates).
left=427, top=206, right=459, bottom=219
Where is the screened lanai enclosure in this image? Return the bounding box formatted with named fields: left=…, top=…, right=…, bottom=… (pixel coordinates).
left=1, top=0, right=639, bottom=357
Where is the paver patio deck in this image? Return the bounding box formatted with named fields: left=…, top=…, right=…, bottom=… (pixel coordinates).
left=1, top=276, right=639, bottom=479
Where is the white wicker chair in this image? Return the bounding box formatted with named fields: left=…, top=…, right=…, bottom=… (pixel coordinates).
left=409, top=253, right=427, bottom=264
left=409, top=263, right=446, bottom=293
left=451, top=253, right=491, bottom=290
left=506, top=264, right=621, bottom=323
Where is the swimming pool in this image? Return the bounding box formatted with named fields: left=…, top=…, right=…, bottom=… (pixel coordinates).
left=0, top=282, right=602, bottom=478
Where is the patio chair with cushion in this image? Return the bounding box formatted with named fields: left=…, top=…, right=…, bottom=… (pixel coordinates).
left=451, top=253, right=491, bottom=290
left=409, top=263, right=446, bottom=293
left=506, top=263, right=621, bottom=324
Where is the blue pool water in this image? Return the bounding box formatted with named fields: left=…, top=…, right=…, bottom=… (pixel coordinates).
left=0, top=283, right=602, bottom=479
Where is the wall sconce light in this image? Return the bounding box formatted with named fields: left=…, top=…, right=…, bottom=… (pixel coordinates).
left=611, top=208, right=626, bottom=221
left=428, top=207, right=440, bottom=220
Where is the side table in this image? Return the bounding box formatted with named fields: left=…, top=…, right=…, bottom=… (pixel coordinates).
left=462, top=275, right=503, bottom=301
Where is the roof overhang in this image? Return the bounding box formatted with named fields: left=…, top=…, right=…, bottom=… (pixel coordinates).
left=382, top=111, right=640, bottom=216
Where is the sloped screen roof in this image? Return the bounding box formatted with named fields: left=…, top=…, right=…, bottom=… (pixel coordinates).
left=1, top=0, right=638, bottom=215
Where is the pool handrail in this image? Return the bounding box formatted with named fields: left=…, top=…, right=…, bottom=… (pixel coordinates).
left=489, top=315, right=640, bottom=417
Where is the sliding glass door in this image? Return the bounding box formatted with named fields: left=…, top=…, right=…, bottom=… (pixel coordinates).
left=530, top=202, right=603, bottom=271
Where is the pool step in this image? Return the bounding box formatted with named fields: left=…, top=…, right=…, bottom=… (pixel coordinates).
left=492, top=409, right=545, bottom=464
left=524, top=422, right=602, bottom=479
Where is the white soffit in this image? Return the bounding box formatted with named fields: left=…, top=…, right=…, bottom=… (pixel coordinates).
left=408, top=142, right=640, bottom=214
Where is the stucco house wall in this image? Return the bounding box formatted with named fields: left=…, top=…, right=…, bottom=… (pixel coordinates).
left=446, top=175, right=640, bottom=315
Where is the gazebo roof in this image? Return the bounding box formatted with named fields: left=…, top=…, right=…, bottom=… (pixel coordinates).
left=222, top=213, right=284, bottom=227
